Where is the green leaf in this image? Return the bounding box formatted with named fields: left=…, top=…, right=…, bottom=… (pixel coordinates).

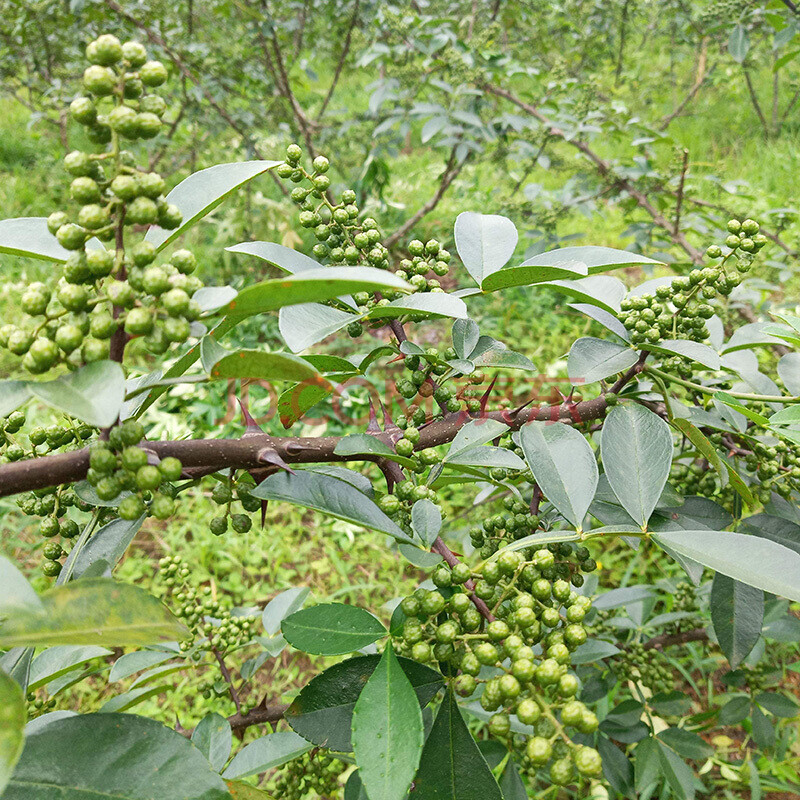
left=570, top=639, right=622, bottom=664
left=0, top=217, right=70, bottom=262
left=754, top=691, right=799, bottom=718
left=751, top=705, right=775, bottom=749
left=228, top=267, right=411, bottom=319
left=656, top=740, right=696, bottom=800
left=99, top=684, right=167, bottom=714
left=222, top=731, right=311, bottom=780
left=0, top=381, right=31, bottom=417
left=568, top=337, right=638, bottom=384
left=452, top=320, right=480, bottom=359
left=411, top=499, right=443, bottom=546
left=722, top=322, right=786, bottom=353
left=226, top=780, right=276, bottom=799
left=412, top=688, right=502, bottom=800
left=352, top=644, right=423, bottom=800
left=285, top=654, right=443, bottom=752
left=778, top=353, right=800, bottom=394
left=252, top=470, right=412, bottom=542
left=278, top=382, right=331, bottom=427
left=145, top=160, right=280, bottom=250
left=365, top=292, right=468, bottom=320
left=649, top=340, right=721, bottom=371
left=454, top=212, right=518, bottom=285
left=5, top=713, right=230, bottom=799
left=109, top=650, right=176, bottom=683
left=539, top=275, right=627, bottom=314
left=282, top=603, right=386, bottom=655
left=0, top=668, right=25, bottom=796
left=659, top=728, right=713, bottom=761
left=672, top=418, right=729, bottom=489
left=729, top=24, right=750, bottom=63
left=28, top=361, right=125, bottom=428
left=520, top=421, right=598, bottom=528
left=193, top=285, right=238, bottom=314
left=477, top=742, right=527, bottom=800
left=207, top=349, right=327, bottom=385
left=192, top=713, right=233, bottom=772
left=335, top=434, right=396, bottom=458
left=0, top=557, right=43, bottom=614
left=601, top=404, right=674, bottom=527
left=0, top=578, right=187, bottom=648
left=60, top=515, right=145, bottom=580
left=482, top=246, right=661, bottom=292
left=261, top=587, right=310, bottom=636
left=280, top=302, right=361, bottom=352
left=714, top=391, right=770, bottom=426
left=634, top=736, right=661, bottom=795
left=444, top=445, right=526, bottom=470
left=28, top=646, right=112, bottom=692
left=652, top=529, right=800, bottom=602
left=719, top=695, right=751, bottom=724
left=471, top=344, right=536, bottom=372
left=711, top=573, right=763, bottom=669
left=445, top=419, right=509, bottom=461
left=226, top=241, right=323, bottom=273
left=598, top=736, right=635, bottom=797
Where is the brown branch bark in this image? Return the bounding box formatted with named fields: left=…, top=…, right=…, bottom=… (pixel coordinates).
left=431, top=537, right=495, bottom=621
left=659, top=38, right=709, bottom=131
left=643, top=627, right=708, bottom=651
left=483, top=84, right=704, bottom=264
left=227, top=702, right=289, bottom=733
left=316, top=0, right=360, bottom=122
left=0, top=395, right=614, bottom=498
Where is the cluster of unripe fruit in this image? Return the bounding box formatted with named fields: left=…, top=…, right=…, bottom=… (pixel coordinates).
left=745, top=438, right=800, bottom=503
left=267, top=751, right=345, bottom=800
left=618, top=219, right=765, bottom=354
left=275, top=144, right=451, bottom=340
left=614, top=642, right=673, bottom=695
left=0, top=35, right=203, bottom=373
left=158, top=555, right=258, bottom=657
left=207, top=473, right=262, bottom=536
left=393, top=543, right=602, bottom=785
left=393, top=349, right=477, bottom=413
left=3, top=411, right=110, bottom=575
left=85, top=420, right=181, bottom=521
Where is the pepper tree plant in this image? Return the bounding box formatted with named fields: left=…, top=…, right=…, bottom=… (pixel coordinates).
left=1, top=31, right=800, bottom=800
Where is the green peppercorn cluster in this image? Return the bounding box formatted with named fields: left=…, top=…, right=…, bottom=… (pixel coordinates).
left=745, top=438, right=800, bottom=503
left=158, top=555, right=257, bottom=655
left=670, top=580, right=701, bottom=633
left=25, top=691, right=57, bottom=718
left=393, top=348, right=476, bottom=413
left=0, top=35, right=203, bottom=373
left=276, top=143, right=390, bottom=270
left=85, top=419, right=181, bottom=520
left=615, top=642, right=673, bottom=695
left=618, top=219, right=765, bottom=355
left=393, top=545, right=602, bottom=784
left=5, top=411, right=103, bottom=576
left=206, top=473, right=261, bottom=536
left=266, top=752, right=345, bottom=799
left=275, top=144, right=453, bottom=341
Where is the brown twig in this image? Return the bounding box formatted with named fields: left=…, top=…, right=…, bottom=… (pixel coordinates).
left=643, top=627, right=708, bottom=651
left=213, top=648, right=242, bottom=714
left=431, top=536, right=495, bottom=621
left=383, top=145, right=467, bottom=248
left=659, top=37, right=709, bottom=131
left=316, top=0, right=360, bottom=122
left=483, top=83, right=704, bottom=264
